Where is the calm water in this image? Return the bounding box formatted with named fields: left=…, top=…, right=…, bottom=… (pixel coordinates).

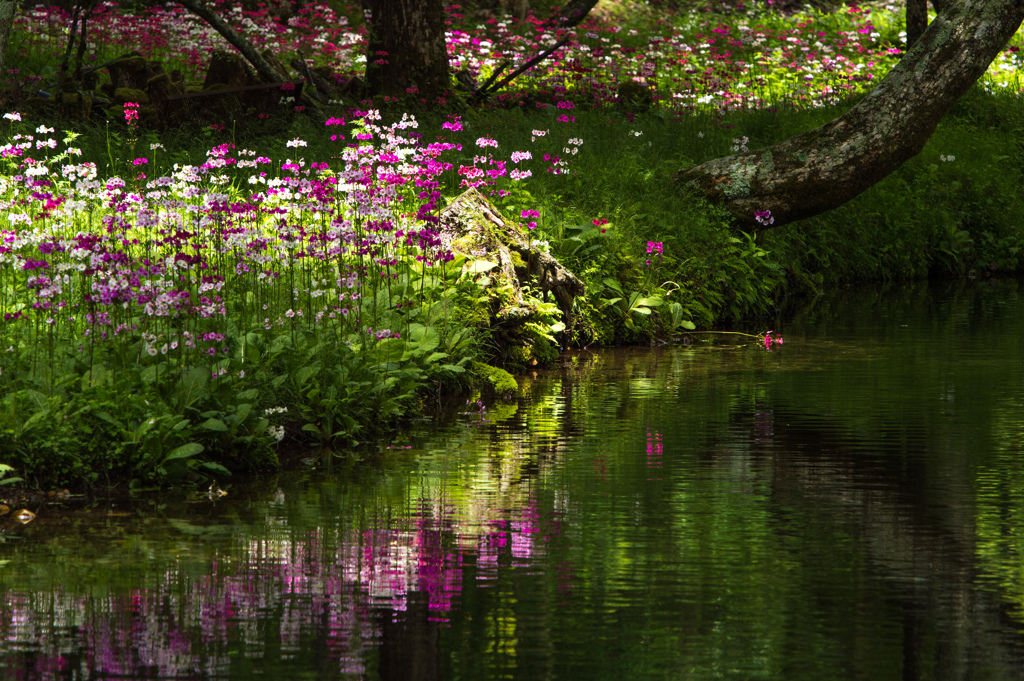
left=4, top=281, right=1024, bottom=680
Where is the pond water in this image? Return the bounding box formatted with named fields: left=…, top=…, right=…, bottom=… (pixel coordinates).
left=4, top=280, right=1024, bottom=680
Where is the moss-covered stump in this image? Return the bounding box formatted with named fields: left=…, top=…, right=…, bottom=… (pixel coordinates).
left=107, top=53, right=150, bottom=90
left=203, top=51, right=254, bottom=90
left=471, top=361, right=518, bottom=396
left=439, top=188, right=584, bottom=366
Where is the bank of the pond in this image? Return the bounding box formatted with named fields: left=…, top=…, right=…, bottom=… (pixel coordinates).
left=4, top=1, right=1024, bottom=491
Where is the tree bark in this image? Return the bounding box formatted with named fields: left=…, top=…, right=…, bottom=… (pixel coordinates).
left=0, top=1, right=15, bottom=88
left=676, top=0, right=1024, bottom=230
left=365, top=0, right=449, bottom=100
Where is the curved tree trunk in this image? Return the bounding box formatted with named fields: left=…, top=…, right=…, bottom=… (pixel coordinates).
left=365, top=0, right=449, bottom=100
left=676, top=0, right=1024, bottom=230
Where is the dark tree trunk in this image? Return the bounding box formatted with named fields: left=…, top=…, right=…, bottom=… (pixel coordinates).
left=550, top=0, right=599, bottom=28
left=676, top=0, right=1024, bottom=230
left=365, top=0, right=449, bottom=100
left=0, top=1, right=15, bottom=86
left=908, top=0, right=950, bottom=48
left=907, top=0, right=928, bottom=48
left=501, top=0, right=529, bottom=20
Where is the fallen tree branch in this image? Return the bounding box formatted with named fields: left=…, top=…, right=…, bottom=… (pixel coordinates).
left=475, top=33, right=572, bottom=97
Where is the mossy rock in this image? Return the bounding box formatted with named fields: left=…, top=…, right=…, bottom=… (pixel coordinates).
left=472, top=361, right=518, bottom=396
left=113, top=87, right=150, bottom=105
left=109, top=55, right=148, bottom=73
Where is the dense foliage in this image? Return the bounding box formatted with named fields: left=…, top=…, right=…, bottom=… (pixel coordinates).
left=2, top=0, right=1023, bottom=489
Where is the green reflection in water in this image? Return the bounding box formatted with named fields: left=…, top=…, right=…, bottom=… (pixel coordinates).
left=2, top=281, right=1024, bottom=680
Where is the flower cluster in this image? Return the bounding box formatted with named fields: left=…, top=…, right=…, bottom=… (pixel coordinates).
left=0, top=110, right=468, bottom=397
left=763, top=330, right=784, bottom=349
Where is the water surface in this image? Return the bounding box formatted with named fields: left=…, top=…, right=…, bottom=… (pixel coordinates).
left=3, top=280, right=1024, bottom=680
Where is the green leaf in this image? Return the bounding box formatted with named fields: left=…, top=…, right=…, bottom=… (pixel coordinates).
left=200, top=462, right=232, bottom=477
left=467, top=259, right=499, bottom=273
left=408, top=324, right=441, bottom=354
left=603, top=278, right=624, bottom=295
left=165, top=443, right=204, bottom=461
left=201, top=418, right=228, bottom=432
left=295, top=363, right=322, bottom=388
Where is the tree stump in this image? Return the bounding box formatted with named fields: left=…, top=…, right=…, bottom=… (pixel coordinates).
left=439, top=187, right=584, bottom=337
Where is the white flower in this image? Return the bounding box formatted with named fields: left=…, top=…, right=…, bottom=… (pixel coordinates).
left=286, top=138, right=307, bottom=147
left=3, top=112, right=21, bottom=121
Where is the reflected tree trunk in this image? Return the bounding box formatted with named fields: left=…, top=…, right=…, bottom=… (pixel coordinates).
left=379, top=591, right=441, bottom=681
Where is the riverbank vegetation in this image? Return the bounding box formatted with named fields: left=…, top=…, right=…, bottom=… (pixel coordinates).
left=2, top=0, right=1023, bottom=489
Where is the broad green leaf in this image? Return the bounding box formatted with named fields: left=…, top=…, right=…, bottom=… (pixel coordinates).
left=603, top=278, right=624, bottom=295
left=200, top=462, right=232, bottom=477
left=201, top=418, right=228, bottom=432
left=467, top=259, right=498, bottom=273
left=165, top=443, right=204, bottom=461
